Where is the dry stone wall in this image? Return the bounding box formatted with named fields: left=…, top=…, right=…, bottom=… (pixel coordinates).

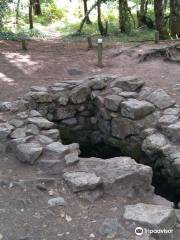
left=0, top=75, right=180, bottom=197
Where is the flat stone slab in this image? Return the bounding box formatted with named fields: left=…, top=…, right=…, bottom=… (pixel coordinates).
left=121, top=99, right=155, bottom=120
left=63, top=171, right=102, bottom=192
left=112, top=76, right=144, bottom=91
left=78, top=157, right=153, bottom=198
left=28, top=117, right=54, bottom=129
left=146, top=89, right=175, bottom=110
left=123, top=203, right=176, bottom=229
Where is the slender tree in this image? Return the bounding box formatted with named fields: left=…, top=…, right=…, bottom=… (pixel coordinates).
left=170, top=0, right=180, bottom=38
left=29, top=0, right=33, bottom=29
left=154, top=0, right=169, bottom=39
left=83, top=0, right=92, bottom=24
left=97, top=0, right=108, bottom=36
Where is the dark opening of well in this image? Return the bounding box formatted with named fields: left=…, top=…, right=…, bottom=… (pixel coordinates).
left=60, top=131, right=179, bottom=206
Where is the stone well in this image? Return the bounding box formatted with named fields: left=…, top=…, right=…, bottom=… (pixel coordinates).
left=0, top=75, right=180, bottom=204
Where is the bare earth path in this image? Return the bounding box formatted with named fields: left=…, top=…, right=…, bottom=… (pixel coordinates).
left=0, top=39, right=180, bottom=105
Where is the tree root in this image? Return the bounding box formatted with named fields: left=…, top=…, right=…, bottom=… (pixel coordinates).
left=138, top=44, right=180, bottom=63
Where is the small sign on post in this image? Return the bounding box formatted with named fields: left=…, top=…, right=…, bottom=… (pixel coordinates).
left=155, top=31, right=159, bottom=44
left=97, top=38, right=103, bottom=67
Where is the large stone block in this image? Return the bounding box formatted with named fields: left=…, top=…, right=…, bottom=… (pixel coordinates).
left=41, top=129, right=60, bottom=141
left=24, top=91, right=52, bottom=103
left=142, top=133, right=168, bottom=155
left=0, top=123, right=14, bottom=141
left=104, top=95, right=124, bottom=111
left=112, top=117, right=136, bottom=139
left=15, top=143, right=43, bottom=164
left=121, top=99, right=155, bottom=120
left=44, top=142, right=69, bottom=159
left=88, top=74, right=117, bottom=90
left=166, top=122, right=180, bottom=143
left=146, top=89, right=175, bottom=110
left=28, top=117, right=54, bottom=129
left=123, top=203, right=176, bottom=229
left=70, top=85, right=90, bottom=104
left=55, top=106, right=76, bottom=120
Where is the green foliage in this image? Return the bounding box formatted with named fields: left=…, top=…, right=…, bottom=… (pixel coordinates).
left=41, top=0, right=65, bottom=23
left=0, top=31, right=28, bottom=41
left=0, top=0, right=12, bottom=29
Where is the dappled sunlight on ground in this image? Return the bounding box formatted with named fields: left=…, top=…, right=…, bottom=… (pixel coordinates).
left=0, top=72, right=15, bottom=84
left=2, top=52, right=43, bottom=75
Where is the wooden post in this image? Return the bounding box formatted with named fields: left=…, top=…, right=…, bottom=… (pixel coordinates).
left=87, top=36, right=93, bottom=49
left=155, top=31, right=159, bottom=44
left=97, top=38, right=103, bottom=67
left=22, top=40, right=28, bottom=50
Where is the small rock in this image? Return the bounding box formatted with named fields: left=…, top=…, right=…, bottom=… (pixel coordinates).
left=175, top=209, right=180, bottom=223
left=36, top=183, right=47, bottom=191
left=48, top=197, right=66, bottom=207
left=65, top=151, right=79, bottom=166
left=0, top=234, right=3, bottom=240
left=19, top=236, right=32, bottom=240
left=119, top=91, right=138, bottom=98
left=89, top=233, right=95, bottom=238
left=98, top=218, right=130, bottom=238
left=65, top=215, right=72, bottom=222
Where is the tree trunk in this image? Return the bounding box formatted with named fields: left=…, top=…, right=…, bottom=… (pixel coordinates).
left=33, top=0, right=41, bottom=16
left=154, top=0, right=169, bottom=39
left=97, top=0, right=106, bottom=36
left=16, top=0, right=21, bottom=25
left=170, top=0, right=180, bottom=38
left=29, top=0, right=33, bottom=29
left=78, top=1, right=100, bottom=33
left=83, top=0, right=91, bottom=24
left=118, top=0, right=130, bottom=33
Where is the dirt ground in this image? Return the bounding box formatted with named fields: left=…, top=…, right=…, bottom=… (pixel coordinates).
left=0, top=39, right=180, bottom=240
left=0, top=39, right=180, bottom=105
